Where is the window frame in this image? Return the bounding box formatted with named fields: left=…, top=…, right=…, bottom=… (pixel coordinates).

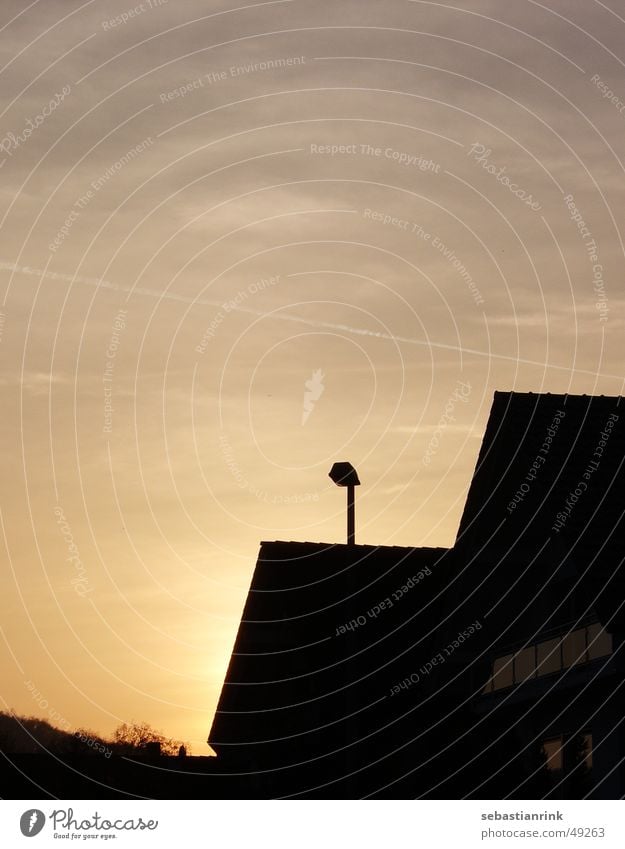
left=484, top=623, right=612, bottom=693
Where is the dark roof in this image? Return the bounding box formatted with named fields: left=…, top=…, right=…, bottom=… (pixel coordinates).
left=207, top=541, right=489, bottom=779
left=456, top=391, right=625, bottom=557
left=454, top=391, right=625, bottom=631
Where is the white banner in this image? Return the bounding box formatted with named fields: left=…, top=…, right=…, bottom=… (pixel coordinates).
left=1, top=800, right=624, bottom=848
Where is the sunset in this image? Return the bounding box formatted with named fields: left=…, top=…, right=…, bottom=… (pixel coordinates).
left=1, top=0, right=625, bottom=826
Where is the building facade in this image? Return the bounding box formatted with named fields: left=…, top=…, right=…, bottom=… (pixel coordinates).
left=209, top=392, right=625, bottom=798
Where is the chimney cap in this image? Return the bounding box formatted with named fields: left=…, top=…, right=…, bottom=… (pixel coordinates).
left=329, top=462, right=360, bottom=487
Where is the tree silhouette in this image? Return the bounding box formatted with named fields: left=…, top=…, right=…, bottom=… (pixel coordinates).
left=112, top=720, right=188, bottom=756
left=0, top=711, right=189, bottom=757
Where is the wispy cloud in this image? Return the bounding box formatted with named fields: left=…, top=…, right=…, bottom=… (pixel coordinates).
left=3, top=261, right=623, bottom=379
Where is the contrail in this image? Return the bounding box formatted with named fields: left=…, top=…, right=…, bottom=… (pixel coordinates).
left=0, top=261, right=225, bottom=308
left=1, top=261, right=622, bottom=380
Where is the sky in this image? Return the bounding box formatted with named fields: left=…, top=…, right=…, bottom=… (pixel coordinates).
left=1, top=0, right=624, bottom=753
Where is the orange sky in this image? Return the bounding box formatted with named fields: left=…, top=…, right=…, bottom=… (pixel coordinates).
left=1, top=0, right=624, bottom=752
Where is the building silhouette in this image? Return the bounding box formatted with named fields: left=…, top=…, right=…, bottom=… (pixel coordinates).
left=209, top=391, right=625, bottom=798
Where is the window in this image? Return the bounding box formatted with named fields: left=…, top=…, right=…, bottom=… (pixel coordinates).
left=587, top=623, right=612, bottom=660
left=543, top=732, right=592, bottom=770
left=542, top=737, right=563, bottom=771
left=562, top=628, right=587, bottom=667
left=492, top=654, right=513, bottom=690
left=514, top=646, right=536, bottom=683
left=483, top=622, right=612, bottom=694
left=542, top=733, right=592, bottom=774
left=537, top=638, right=561, bottom=676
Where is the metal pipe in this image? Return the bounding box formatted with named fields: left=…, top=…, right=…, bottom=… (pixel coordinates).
left=347, top=484, right=355, bottom=545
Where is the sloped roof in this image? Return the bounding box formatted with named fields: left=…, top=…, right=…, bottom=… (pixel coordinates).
left=455, top=391, right=625, bottom=630
left=456, top=391, right=625, bottom=558
left=207, top=542, right=487, bottom=778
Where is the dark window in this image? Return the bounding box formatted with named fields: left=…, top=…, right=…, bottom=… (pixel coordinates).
left=587, top=623, right=612, bottom=660
left=562, top=628, right=587, bottom=666
left=537, top=638, right=561, bottom=676
left=492, top=654, right=514, bottom=690
left=543, top=737, right=563, bottom=771
left=542, top=733, right=592, bottom=774
left=485, top=622, right=612, bottom=695
left=514, top=646, right=536, bottom=682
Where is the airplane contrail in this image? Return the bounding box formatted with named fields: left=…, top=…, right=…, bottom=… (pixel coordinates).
left=0, top=261, right=622, bottom=380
